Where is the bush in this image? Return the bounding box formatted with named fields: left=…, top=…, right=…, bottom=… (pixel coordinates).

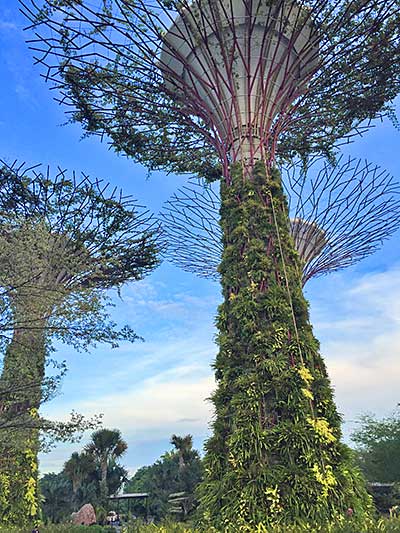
left=2, top=517, right=400, bottom=532
left=0, top=525, right=113, bottom=533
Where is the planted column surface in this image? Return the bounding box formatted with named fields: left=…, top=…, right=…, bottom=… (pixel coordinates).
left=198, top=162, right=371, bottom=530
left=0, top=229, right=62, bottom=526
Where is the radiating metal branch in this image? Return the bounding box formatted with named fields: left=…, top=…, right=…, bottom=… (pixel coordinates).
left=20, top=0, right=400, bottom=179
left=160, top=157, right=400, bottom=284
left=0, top=159, right=159, bottom=292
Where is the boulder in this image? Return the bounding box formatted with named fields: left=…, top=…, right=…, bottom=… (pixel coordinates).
left=72, top=503, right=97, bottom=525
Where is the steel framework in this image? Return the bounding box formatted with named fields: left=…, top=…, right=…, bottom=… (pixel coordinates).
left=0, top=159, right=158, bottom=295
left=21, top=0, right=399, bottom=179
left=161, top=157, right=400, bottom=284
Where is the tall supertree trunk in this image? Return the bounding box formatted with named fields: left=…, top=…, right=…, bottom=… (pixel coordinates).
left=198, top=162, right=372, bottom=530
left=0, top=295, right=50, bottom=526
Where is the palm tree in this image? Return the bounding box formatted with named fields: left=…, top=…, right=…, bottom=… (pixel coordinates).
left=85, top=429, right=127, bottom=499
left=170, top=434, right=193, bottom=471
left=63, top=452, right=95, bottom=500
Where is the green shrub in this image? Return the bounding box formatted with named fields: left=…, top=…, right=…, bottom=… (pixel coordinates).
left=0, top=525, right=113, bottom=533
left=2, top=517, right=400, bottom=532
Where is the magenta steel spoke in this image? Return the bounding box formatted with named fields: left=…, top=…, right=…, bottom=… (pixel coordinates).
left=20, top=0, right=399, bottom=185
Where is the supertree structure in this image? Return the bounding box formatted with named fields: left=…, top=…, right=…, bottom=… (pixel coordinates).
left=21, top=0, right=399, bottom=177
left=161, top=157, right=400, bottom=285
left=20, top=0, right=400, bottom=528
left=0, top=159, right=158, bottom=526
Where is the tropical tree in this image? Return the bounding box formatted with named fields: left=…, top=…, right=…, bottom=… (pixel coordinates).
left=85, top=428, right=128, bottom=501
left=63, top=452, right=96, bottom=500
left=40, top=434, right=129, bottom=523
left=351, top=408, right=400, bottom=484
left=106, top=459, right=129, bottom=497
left=40, top=472, right=73, bottom=524
left=170, top=434, right=194, bottom=471
left=125, top=436, right=203, bottom=522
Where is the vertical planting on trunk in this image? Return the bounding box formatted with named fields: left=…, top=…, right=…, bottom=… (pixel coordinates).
left=198, top=162, right=371, bottom=530
left=0, top=231, right=63, bottom=526
left=0, top=165, right=158, bottom=526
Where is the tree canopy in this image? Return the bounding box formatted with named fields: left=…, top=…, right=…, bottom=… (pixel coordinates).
left=124, top=434, right=203, bottom=522
left=352, top=409, right=400, bottom=484
left=40, top=429, right=129, bottom=523
left=84, top=428, right=128, bottom=500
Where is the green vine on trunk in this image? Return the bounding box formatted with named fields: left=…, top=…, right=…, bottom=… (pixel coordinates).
left=197, top=162, right=372, bottom=530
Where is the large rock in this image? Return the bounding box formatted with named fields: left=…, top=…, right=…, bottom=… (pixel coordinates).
left=72, top=503, right=97, bottom=525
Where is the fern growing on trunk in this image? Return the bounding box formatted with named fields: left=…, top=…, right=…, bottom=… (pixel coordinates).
left=198, top=162, right=372, bottom=530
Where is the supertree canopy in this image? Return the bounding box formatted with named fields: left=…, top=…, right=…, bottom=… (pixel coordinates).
left=0, top=160, right=158, bottom=526
left=161, top=157, right=400, bottom=285
left=20, top=0, right=400, bottom=528
left=21, top=0, right=399, bottom=178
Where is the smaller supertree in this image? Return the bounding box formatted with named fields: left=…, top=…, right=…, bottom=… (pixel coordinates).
left=160, top=157, right=400, bottom=285
left=0, top=159, right=158, bottom=526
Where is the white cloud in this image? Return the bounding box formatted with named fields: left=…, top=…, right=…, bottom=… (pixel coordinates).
left=81, top=372, right=215, bottom=434
left=44, top=357, right=216, bottom=435
left=40, top=265, right=400, bottom=473
left=40, top=362, right=216, bottom=474
left=0, top=20, right=17, bottom=31
left=328, top=335, right=400, bottom=413
left=310, top=266, right=400, bottom=436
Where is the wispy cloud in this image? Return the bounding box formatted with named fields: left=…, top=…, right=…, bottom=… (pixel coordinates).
left=0, top=20, right=17, bottom=31
left=41, top=362, right=215, bottom=474
left=309, top=265, right=400, bottom=436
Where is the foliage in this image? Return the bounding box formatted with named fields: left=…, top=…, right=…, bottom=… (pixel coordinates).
left=39, top=473, right=73, bottom=524
left=196, top=163, right=372, bottom=529
left=0, top=526, right=114, bottom=533
left=4, top=517, right=400, bottom=532
left=40, top=441, right=128, bottom=523
left=0, top=162, right=158, bottom=527
left=369, top=484, right=400, bottom=516
left=351, top=408, right=400, bottom=483
left=84, top=428, right=128, bottom=502
left=124, top=436, right=203, bottom=522
left=170, top=435, right=194, bottom=470
left=63, top=452, right=96, bottom=499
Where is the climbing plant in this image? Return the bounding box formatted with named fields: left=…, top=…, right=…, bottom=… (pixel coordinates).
left=197, top=163, right=372, bottom=529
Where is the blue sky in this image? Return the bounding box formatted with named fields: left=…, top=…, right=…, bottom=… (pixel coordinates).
left=1, top=2, right=399, bottom=477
